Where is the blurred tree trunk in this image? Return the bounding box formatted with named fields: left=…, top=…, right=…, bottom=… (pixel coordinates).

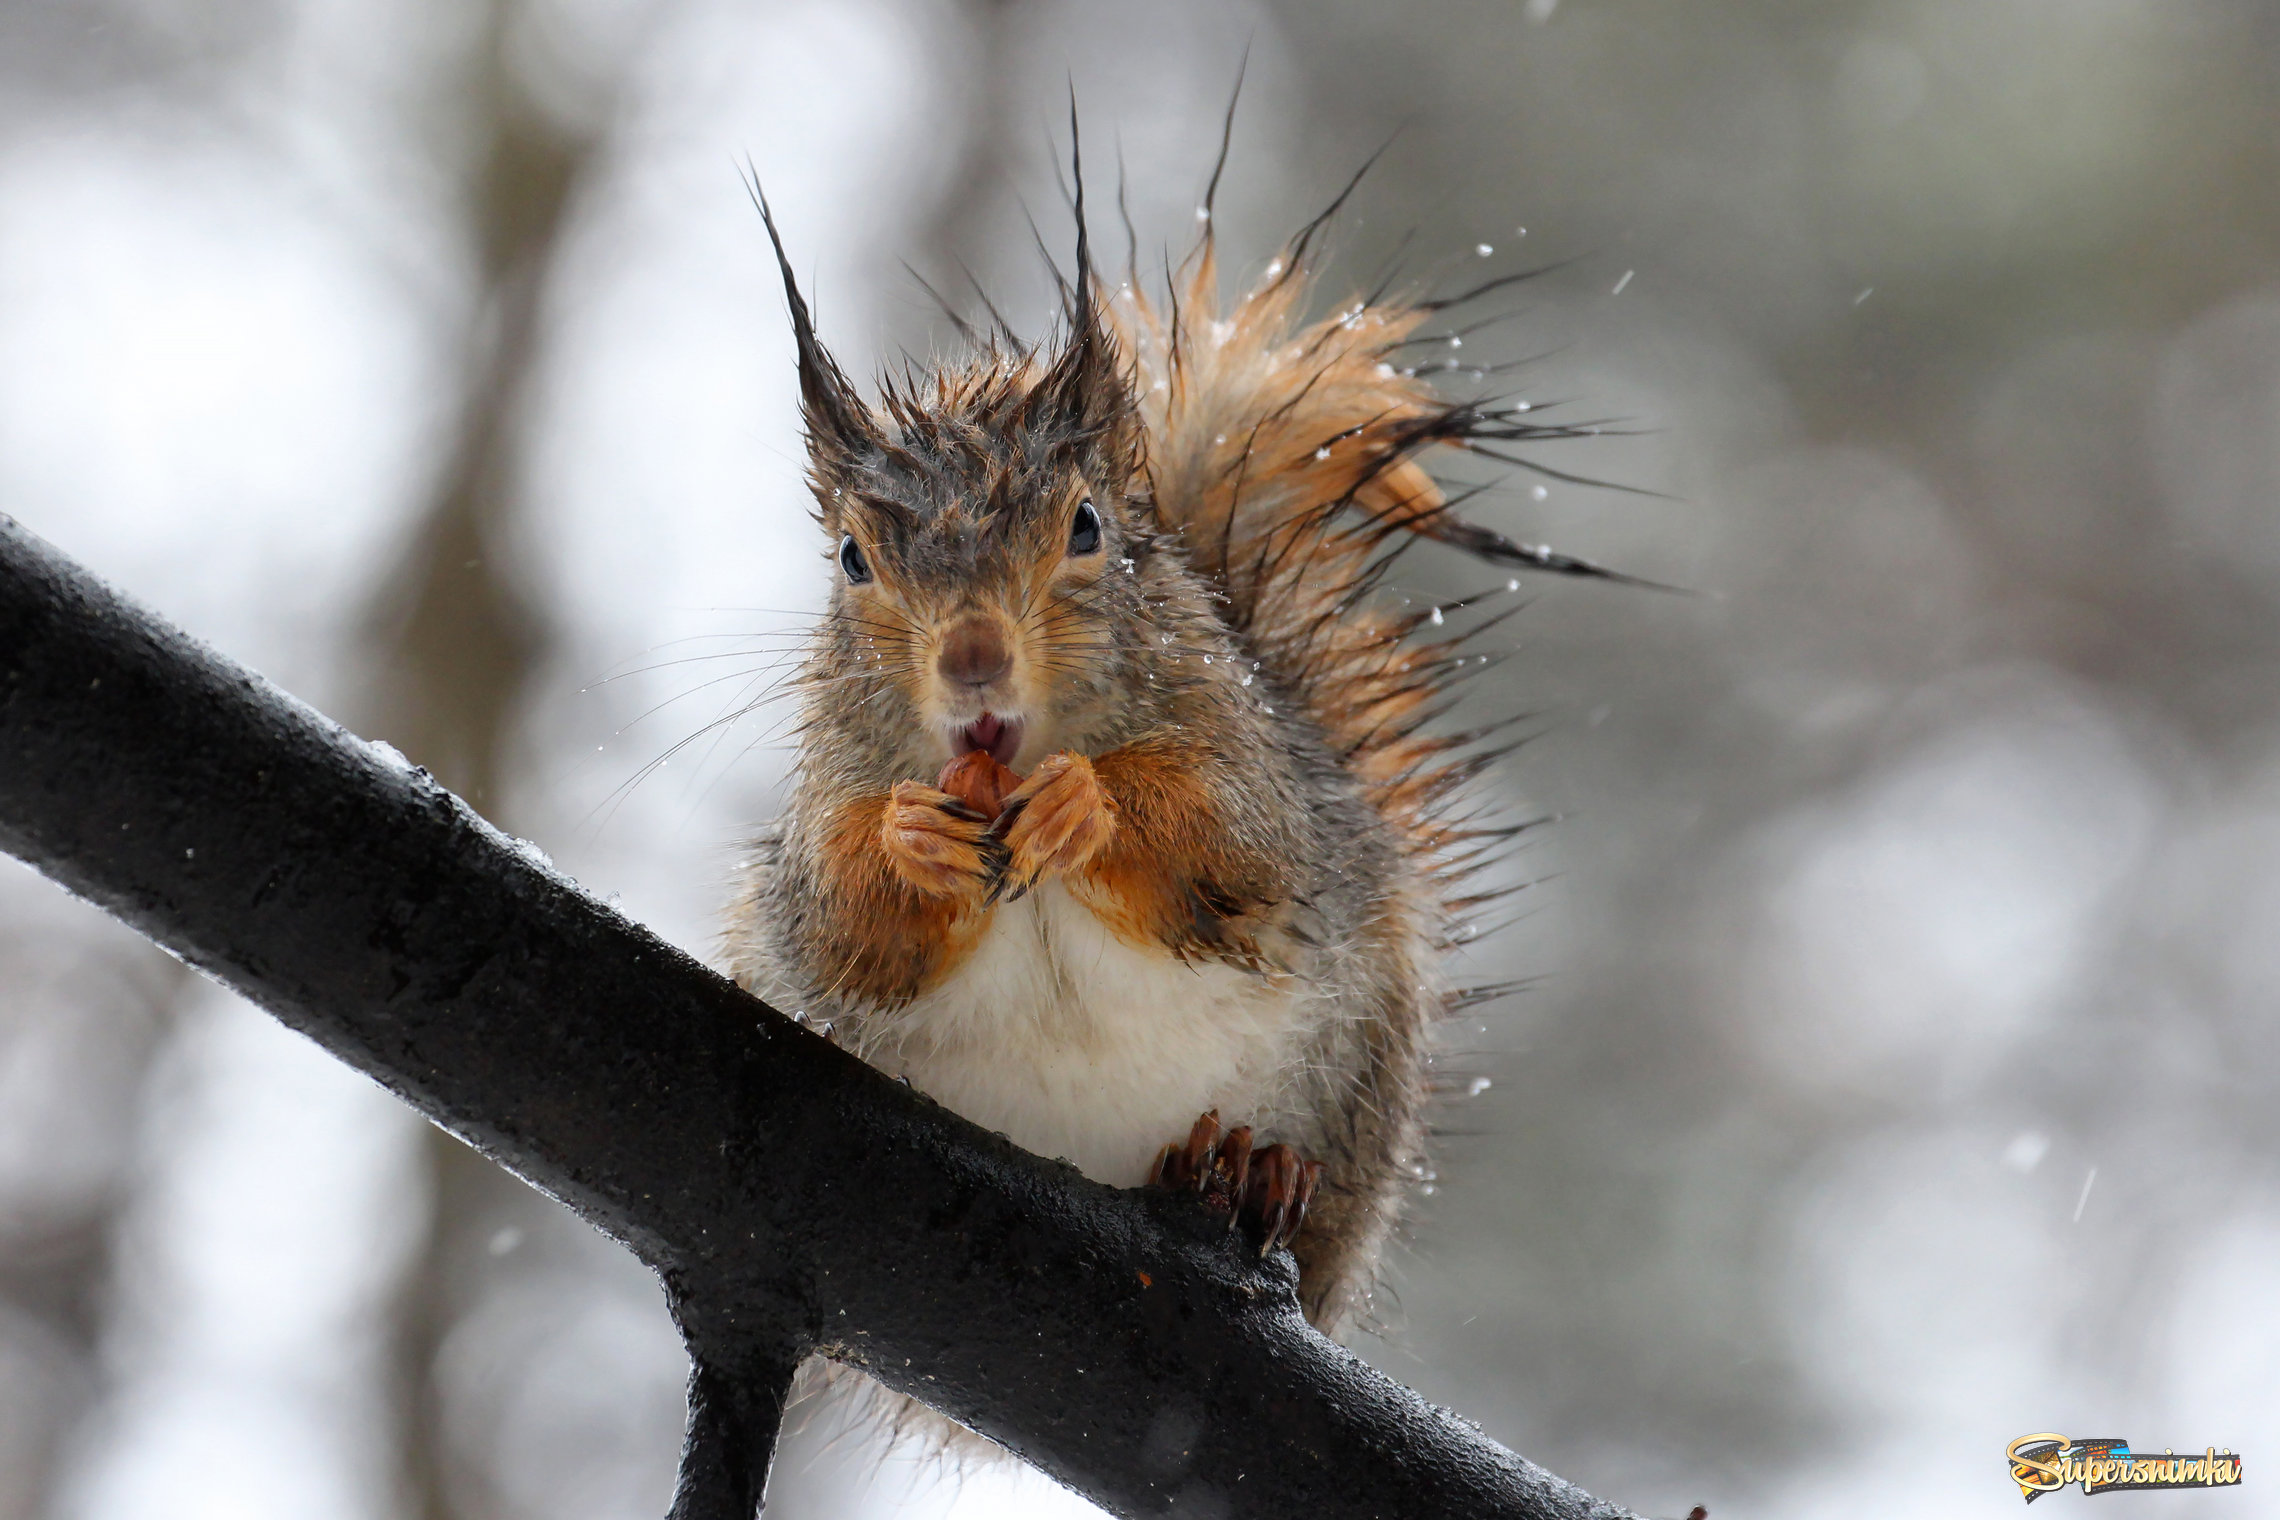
left=907, top=0, right=1025, bottom=343
left=0, top=940, right=184, bottom=1520
left=360, top=4, right=611, bottom=1514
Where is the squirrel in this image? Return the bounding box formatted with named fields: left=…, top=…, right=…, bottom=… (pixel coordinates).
left=724, top=134, right=1634, bottom=1354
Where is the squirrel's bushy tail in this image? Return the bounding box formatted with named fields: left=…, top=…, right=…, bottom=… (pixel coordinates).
left=1109, top=227, right=1631, bottom=902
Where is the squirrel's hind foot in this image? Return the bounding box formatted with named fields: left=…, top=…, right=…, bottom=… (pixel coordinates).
left=1150, top=1109, right=1322, bottom=1258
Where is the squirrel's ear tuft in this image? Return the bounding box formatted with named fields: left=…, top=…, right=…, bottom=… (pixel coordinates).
left=747, top=172, right=877, bottom=461
left=1035, top=100, right=1136, bottom=447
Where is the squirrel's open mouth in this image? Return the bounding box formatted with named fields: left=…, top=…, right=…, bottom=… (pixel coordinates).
left=954, top=713, right=1023, bottom=768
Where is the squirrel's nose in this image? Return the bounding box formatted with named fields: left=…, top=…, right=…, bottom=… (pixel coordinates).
left=937, top=616, right=1012, bottom=688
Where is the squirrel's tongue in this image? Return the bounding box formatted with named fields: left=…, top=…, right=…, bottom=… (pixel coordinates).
left=956, top=713, right=1021, bottom=768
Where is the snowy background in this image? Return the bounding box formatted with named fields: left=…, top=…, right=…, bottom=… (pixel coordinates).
left=3, top=2, right=2278, bottom=1517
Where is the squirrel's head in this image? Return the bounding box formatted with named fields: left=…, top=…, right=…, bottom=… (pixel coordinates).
left=759, top=189, right=1161, bottom=775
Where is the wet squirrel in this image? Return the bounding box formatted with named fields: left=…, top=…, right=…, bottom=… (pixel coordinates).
left=725, top=139, right=1631, bottom=1340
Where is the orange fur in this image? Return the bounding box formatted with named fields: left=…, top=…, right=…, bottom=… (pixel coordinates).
left=1108, top=248, right=1482, bottom=896
left=812, top=791, right=993, bottom=1004
left=1071, top=739, right=1284, bottom=967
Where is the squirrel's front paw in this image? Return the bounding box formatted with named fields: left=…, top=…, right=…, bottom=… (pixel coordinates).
left=881, top=782, right=1001, bottom=901
left=990, top=751, right=1115, bottom=898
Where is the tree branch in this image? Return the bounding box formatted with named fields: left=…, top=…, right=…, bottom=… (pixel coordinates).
left=0, top=511, right=1639, bottom=1520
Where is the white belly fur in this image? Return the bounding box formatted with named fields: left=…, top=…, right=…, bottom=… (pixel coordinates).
left=863, top=882, right=1303, bottom=1187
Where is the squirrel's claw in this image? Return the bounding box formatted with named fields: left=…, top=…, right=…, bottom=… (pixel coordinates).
left=1254, top=1151, right=1323, bottom=1259
left=980, top=801, right=1026, bottom=906
left=1150, top=1109, right=1319, bottom=1259
left=1151, top=1108, right=1219, bottom=1190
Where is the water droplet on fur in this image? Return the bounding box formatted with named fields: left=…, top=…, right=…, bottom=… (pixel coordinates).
left=1202, top=655, right=1213, bottom=664
left=1531, top=484, right=1550, bottom=500
left=1195, top=205, right=1211, bottom=222
left=1161, top=633, right=1173, bottom=645
left=1419, top=1183, right=1438, bottom=1196
left=1375, top=363, right=1395, bottom=379
left=1152, top=378, right=1168, bottom=392
left=1447, top=335, right=1463, bottom=349
left=1264, top=258, right=1284, bottom=278
left=1213, top=434, right=1227, bottom=446
left=1475, top=243, right=1493, bottom=257
left=1506, top=578, right=1521, bottom=592
left=1512, top=400, right=1532, bottom=412
left=1514, top=225, right=1528, bottom=237
left=1261, top=704, right=1274, bottom=714
left=1240, top=672, right=1254, bottom=686
left=1467, top=1076, right=1494, bottom=1097
left=1314, top=446, right=1331, bottom=460
left=1429, top=606, right=1444, bottom=625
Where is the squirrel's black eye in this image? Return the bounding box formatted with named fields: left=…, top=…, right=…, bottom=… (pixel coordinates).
left=1067, top=499, right=1103, bottom=556
left=838, top=534, right=872, bottom=584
